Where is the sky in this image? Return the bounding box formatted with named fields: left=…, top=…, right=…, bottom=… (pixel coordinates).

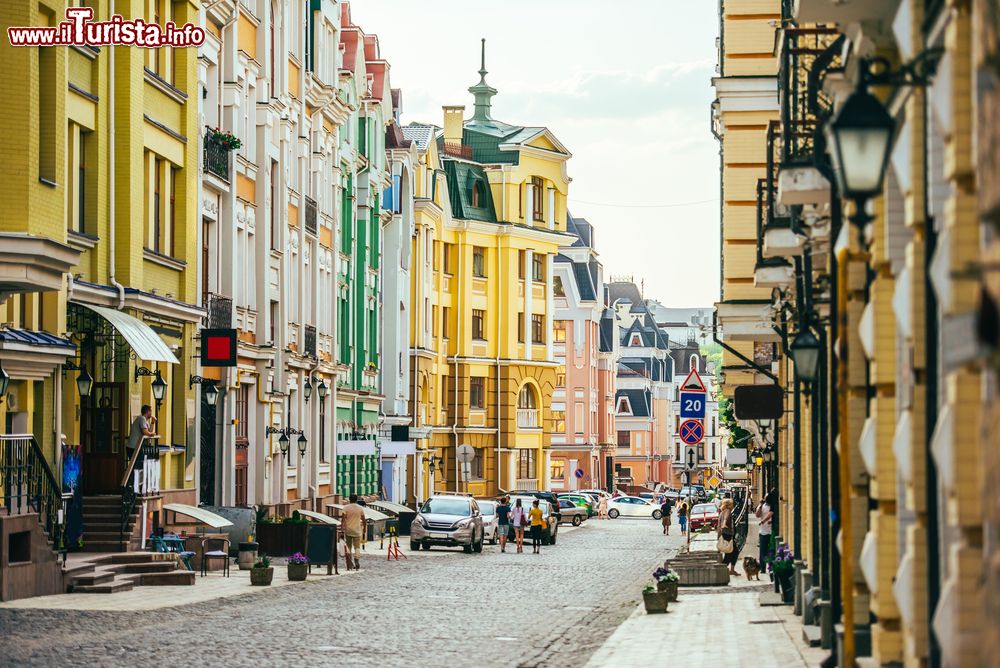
left=351, top=0, right=722, bottom=308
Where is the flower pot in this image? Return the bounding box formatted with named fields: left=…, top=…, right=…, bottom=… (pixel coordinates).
left=250, top=566, right=274, bottom=586
left=776, top=569, right=794, bottom=603
left=642, top=591, right=670, bottom=614
left=287, top=563, right=308, bottom=581
left=237, top=542, right=259, bottom=571
left=657, top=580, right=679, bottom=602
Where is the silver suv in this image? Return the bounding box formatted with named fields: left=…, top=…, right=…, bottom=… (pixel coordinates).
left=410, top=494, right=485, bottom=553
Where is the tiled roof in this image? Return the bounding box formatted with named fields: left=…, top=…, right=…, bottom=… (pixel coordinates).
left=402, top=123, right=437, bottom=151
left=443, top=161, right=497, bottom=223
left=0, top=328, right=74, bottom=348
left=607, top=281, right=643, bottom=306
left=616, top=389, right=651, bottom=417
left=385, top=123, right=411, bottom=149
left=599, top=308, right=616, bottom=353
left=572, top=262, right=597, bottom=302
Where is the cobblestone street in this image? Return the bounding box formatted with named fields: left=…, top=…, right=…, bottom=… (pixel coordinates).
left=0, top=520, right=682, bottom=667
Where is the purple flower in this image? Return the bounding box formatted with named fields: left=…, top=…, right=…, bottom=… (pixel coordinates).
left=288, top=552, right=309, bottom=565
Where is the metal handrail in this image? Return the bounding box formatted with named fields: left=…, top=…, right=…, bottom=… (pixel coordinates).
left=120, top=438, right=159, bottom=550
left=0, top=434, right=69, bottom=558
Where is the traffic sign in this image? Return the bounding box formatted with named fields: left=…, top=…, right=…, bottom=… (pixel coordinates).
left=456, top=444, right=475, bottom=464
left=679, top=419, right=705, bottom=446
left=680, top=391, right=706, bottom=419
left=686, top=447, right=696, bottom=470
left=680, top=367, right=707, bottom=393
left=707, top=475, right=721, bottom=489
left=574, top=468, right=585, bottom=479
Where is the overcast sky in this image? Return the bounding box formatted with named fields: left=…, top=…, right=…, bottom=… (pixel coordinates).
left=351, top=0, right=721, bottom=308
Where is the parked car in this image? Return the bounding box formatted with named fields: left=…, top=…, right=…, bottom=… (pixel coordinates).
left=410, top=495, right=485, bottom=553
left=508, top=490, right=562, bottom=523
left=506, top=497, right=559, bottom=545
left=477, top=499, right=500, bottom=544
left=557, top=499, right=588, bottom=526
left=606, top=496, right=663, bottom=520
left=680, top=486, right=709, bottom=503
left=558, top=493, right=595, bottom=517
left=688, top=502, right=720, bottom=531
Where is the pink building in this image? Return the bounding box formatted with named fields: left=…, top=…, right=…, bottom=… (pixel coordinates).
left=549, top=216, right=618, bottom=492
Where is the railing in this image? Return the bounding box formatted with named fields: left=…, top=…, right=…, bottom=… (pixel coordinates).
left=515, top=478, right=539, bottom=491
left=442, top=141, right=472, bottom=159
left=120, top=438, right=159, bottom=550
left=203, top=136, right=231, bottom=181
left=778, top=27, right=842, bottom=166
left=304, top=196, right=318, bottom=236
left=204, top=292, right=233, bottom=329
left=516, top=409, right=539, bottom=429
left=0, top=434, right=68, bottom=554
left=303, top=324, right=317, bottom=358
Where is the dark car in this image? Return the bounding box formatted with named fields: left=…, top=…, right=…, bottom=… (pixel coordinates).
left=506, top=497, right=559, bottom=545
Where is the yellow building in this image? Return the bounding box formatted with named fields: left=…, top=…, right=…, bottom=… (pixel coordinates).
left=1, top=0, right=202, bottom=552
left=407, top=44, right=573, bottom=499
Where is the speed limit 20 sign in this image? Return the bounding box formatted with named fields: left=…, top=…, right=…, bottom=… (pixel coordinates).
left=680, top=392, right=706, bottom=419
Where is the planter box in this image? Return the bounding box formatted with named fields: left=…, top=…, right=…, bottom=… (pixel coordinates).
left=667, top=555, right=730, bottom=586
left=643, top=591, right=670, bottom=614
left=250, top=567, right=273, bottom=586
left=287, top=563, right=308, bottom=581
left=255, top=523, right=308, bottom=557
left=657, top=580, right=679, bottom=602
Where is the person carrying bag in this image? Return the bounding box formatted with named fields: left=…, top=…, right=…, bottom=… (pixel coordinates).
left=716, top=497, right=739, bottom=575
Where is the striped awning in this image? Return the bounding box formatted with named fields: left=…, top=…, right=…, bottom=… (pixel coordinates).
left=79, top=303, right=179, bottom=363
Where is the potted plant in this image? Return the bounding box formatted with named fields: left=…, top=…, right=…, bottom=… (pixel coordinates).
left=653, top=566, right=680, bottom=602
left=287, top=552, right=309, bottom=581
left=206, top=126, right=242, bottom=151
left=642, top=582, right=669, bottom=614
left=250, top=554, right=273, bottom=586
left=769, top=543, right=796, bottom=603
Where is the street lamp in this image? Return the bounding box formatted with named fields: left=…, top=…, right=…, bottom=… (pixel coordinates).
left=303, top=376, right=313, bottom=402
left=754, top=453, right=764, bottom=467
left=151, top=371, right=168, bottom=404
left=297, top=432, right=307, bottom=456
left=278, top=431, right=290, bottom=456
left=204, top=383, right=219, bottom=407
left=190, top=376, right=220, bottom=406
left=790, top=329, right=821, bottom=383
left=317, top=378, right=329, bottom=399
left=825, top=88, right=895, bottom=222
left=75, top=365, right=93, bottom=398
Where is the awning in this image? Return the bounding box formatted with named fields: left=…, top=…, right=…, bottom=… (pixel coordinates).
left=79, top=303, right=179, bottom=363
left=369, top=501, right=413, bottom=515
left=337, top=440, right=379, bottom=456
left=327, top=503, right=390, bottom=522
left=296, top=509, right=340, bottom=526
left=379, top=440, right=416, bottom=456
left=163, top=503, right=234, bottom=528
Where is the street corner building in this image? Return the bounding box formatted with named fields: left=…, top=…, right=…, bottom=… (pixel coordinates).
left=711, top=0, right=1000, bottom=666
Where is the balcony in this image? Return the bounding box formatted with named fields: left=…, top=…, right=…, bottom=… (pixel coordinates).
left=203, top=292, right=233, bottom=329
left=517, top=409, right=539, bottom=430
left=203, top=136, right=230, bottom=181
left=304, top=196, right=318, bottom=237
left=515, top=479, right=539, bottom=491
left=793, top=0, right=901, bottom=24
left=0, top=233, right=80, bottom=295
left=303, top=324, right=317, bottom=358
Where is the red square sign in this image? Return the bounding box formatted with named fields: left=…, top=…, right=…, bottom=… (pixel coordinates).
left=200, top=329, right=237, bottom=367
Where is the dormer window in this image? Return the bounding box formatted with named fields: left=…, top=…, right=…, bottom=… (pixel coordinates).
left=629, top=333, right=642, bottom=347
left=616, top=396, right=632, bottom=415
left=472, top=179, right=486, bottom=208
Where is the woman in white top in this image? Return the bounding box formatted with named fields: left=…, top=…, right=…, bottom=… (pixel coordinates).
left=510, top=498, right=527, bottom=554
left=598, top=496, right=608, bottom=520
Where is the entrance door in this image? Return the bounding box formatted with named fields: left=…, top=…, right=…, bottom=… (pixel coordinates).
left=81, top=382, right=126, bottom=494
left=233, top=386, right=249, bottom=506
left=199, top=392, right=217, bottom=506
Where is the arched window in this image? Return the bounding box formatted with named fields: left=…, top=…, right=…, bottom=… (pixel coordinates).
left=471, top=180, right=486, bottom=208
left=517, top=384, right=537, bottom=409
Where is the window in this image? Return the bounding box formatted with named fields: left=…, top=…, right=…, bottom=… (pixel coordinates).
left=440, top=376, right=448, bottom=407
left=629, top=333, right=642, bottom=347
left=518, top=250, right=525, bottom=279
left=67, top=124, right=89, bottom=234
left=531, top=314, right=544, bottom=344
left=617, top=431, right=630, bottom=448
left=517, top=385, right=537, bottom=409
left=472, top=246, right=486, bottom=277
left=443, top=243, right=454, bottom=273
left=531, top=176, right=544, bottom=221
left=553, top=275, right=565, bottom=297
left=470, top=377, right=485, bottom=409
left=550, top=461, right=565, bottom=481
left=556, top=372, right=565, bottom=387
left=38, top=35, right=56, bottom=182
left=517, top=313, right=524, bottom=342
left=472, top=309, right=485, bottom=340
left=552, top=410, right=566, bottom=433
left=432, top=306, right=439, bottom=338
left=271, top=161, right=280, bottom=250
left=442, top=307, right=451, bottom=339
left=617, top=396, right=632, bottom=415
left=319, top=399, right=327, bottom=463
left=518, top=449, right=536, bottom=479
left=270, top=300, right=278, bottom=343
left=269, top=0, right=277, bottom=96
left=471, top=453, right=484, bottom=479
left=471, top=179, right=486, bottom=208
left=432, top=241, right=440, bottom=270
left=553, top=321, right=566, bottom=343
left=532, top=253, right=544, bottom=282
left=146, top=154, right=175, bottom=256
left=574, top=403, right=584, bottom=433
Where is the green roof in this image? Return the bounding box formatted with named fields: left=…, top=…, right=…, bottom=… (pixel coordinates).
left=444, top=161, right=497, bottom=223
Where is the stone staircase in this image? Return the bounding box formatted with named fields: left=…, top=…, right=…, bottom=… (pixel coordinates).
left=67, top=552, right=195, bottom=593
left=79, top=495, right=141, bottom=553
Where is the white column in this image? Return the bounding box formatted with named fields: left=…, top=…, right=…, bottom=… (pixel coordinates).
left=524, top=249, right=533, bottom=351
left=545, top=255, right=554, bottom=360
left=524, top=182, right=534, bottom=223
left=546, top=188, right=555, bottom=230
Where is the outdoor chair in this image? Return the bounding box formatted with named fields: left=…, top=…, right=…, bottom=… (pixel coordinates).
left=149, top=533, right=196, bottom=571
left=201, top=537, right=231, bottom=577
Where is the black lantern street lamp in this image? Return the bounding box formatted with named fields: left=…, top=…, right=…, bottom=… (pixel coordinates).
left=204, top=383, right=220, bottom=406
left=190, top=375, right=219, bottom=407
left=790, top=329, right=821, bottom=383
left=825, top=88, right=895, bottom=208
left=278, top=432, right=290, bottom=456
left=266, top=425, right=303, bottom=458
left=151, top=371, right=168, bottom=404
left=317, top=379, right=329, bottom=399
left=297, top=433, right=308, bottom=456
left=75, top=365, right=93, bottom=398
left=303, top=376, right=313, bottom=402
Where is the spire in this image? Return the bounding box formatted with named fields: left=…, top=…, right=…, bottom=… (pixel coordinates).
left=468, top=38, right=497, bottom=123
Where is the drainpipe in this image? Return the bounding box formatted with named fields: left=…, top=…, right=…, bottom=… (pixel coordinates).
left=450, top=234, right=464, bottom=493
left=497, top=168, right=506, bottom=491
left=108, top=45, right=124, bottom=309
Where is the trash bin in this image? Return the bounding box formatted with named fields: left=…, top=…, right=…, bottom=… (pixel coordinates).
left=237, top=541, right=259, bottom=570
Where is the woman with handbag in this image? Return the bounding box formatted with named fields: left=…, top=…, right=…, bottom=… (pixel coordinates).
left=511, top=498, right=527, bottom=554
left=716, top=497, right=739, bottom=575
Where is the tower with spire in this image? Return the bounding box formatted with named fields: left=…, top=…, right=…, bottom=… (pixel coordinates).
left=468, top=38, right=497, bottom=124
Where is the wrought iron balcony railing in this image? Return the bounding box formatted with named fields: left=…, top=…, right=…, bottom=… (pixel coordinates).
left=204, top=292, right=233, bottom=329
left=778, top=27, right=842, bottom=166
left=304, top=324, right=317, bottom=358
left=203, top=136, right=231, bottom=181
left=305, top=196, right=318, bottom=237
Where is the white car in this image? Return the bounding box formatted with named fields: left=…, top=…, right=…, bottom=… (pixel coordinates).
left=477, top=499, right=500, bottom=544
left=607, top=496, right=663, bottom=520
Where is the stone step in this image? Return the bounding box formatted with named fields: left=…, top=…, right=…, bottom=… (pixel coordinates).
left=128, top=570, right=195, bottom=586
left=82, top=497, right=123, bottom=507
left=79, top=540, right=138, bottom=553
left=72, top=580, right=135, bottom=594
left=114, top=561, right=176, bottom=574
left=72, top=572, right=116, bottom=587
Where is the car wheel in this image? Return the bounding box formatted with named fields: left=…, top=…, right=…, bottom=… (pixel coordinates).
left=463, top=541, right=473, bottom=554
left=653, top=510, right=663, bottom=520
left=474, top=533, right=484, bottom=553
left=421, top=542, right=431, bottom=551
left=410, top=540, right=421, bottom=551
left=572, top=515, right=582, bottom=526
left=608, top=509, right=620, bottom=519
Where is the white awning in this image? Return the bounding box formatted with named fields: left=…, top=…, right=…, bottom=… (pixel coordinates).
left=163, top=503, right=234, bottom=528
left=337, top=440, right=378, bottom=456
left=79, top=303, right=179, bottom=363
left=295, top=509, right=340, bottom=526
left=327, top=503, right=390, bottom=521
left=369, top=501, right=413, bottom=515
left=380, top=441, right=416, bottom=456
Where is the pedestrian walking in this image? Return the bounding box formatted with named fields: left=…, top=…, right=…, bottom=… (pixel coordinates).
left=496, top=495, right=511, bottom=553
left=341, top=494, right=366, bottom=570
left=528, top=499, right=545, bottom=554
left=660, top=498, right=672, bottom=535
left=598, top=495, right=608, bottom=519
left=756, top=490, right=775, bottom=567
left=511, top=498, right=527, bottom=553
left=717, top=497, right=740, bottom=575
left=678, top=501, right=688, bottom=534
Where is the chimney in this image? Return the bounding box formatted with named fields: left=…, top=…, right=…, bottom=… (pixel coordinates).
left=443, top=105, right=465, bottom=146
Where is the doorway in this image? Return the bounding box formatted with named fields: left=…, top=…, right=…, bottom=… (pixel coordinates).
left=81, top=382, right=126, bottom=494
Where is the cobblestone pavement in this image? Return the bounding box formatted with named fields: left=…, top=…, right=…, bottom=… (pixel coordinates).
left=0, top=519, right=682, bottom=668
